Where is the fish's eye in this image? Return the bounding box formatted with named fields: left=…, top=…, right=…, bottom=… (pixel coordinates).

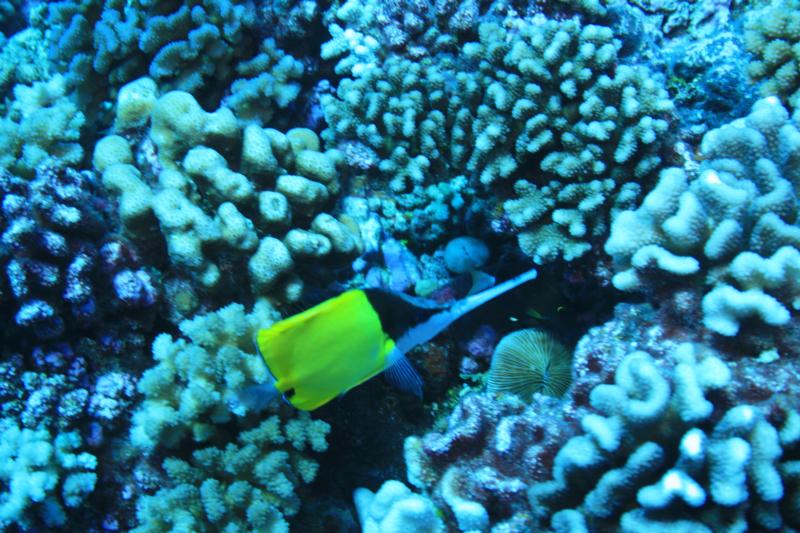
left=282, top=388, right=296, bottom=401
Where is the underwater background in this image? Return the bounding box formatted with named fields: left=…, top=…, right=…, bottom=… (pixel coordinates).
left=0, top=0, right=799, bottom=531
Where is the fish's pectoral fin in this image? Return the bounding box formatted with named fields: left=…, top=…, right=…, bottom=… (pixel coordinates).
left=468, top=271, right=496, bottom=295
left=384, top=355, right=423, bottom=398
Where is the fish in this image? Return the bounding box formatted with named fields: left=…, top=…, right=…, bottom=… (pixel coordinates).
left=242, top=267, right=538, bottom=411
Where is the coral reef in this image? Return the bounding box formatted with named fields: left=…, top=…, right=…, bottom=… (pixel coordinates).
left=133, top=414, right=329, bottom=533
left=41, top=1, right=251, bottom=94
left=0, top=75, right=85, bottom=177
left=0, top=418, right=97, bottom=530
left=130, top=300, right=280, bottom=449
left=744, top=0, right=800, bottom=108
left=24, top=0, right=310, bottom=146
left=221, top=37, right=305, bottom=127
left=606, top=97, right=800, bottom=351
left=0, top=2, right=796, bottom=532
left=256, top=0, right=327, bottom=55
left=530, top=343, right=799, bottom=532
left=355, top=480, right=445, bottom=533
left=0, top=0, right=24, bottom=36
left=129, top=300, right=331, bottom=530
left=96, top=83, right=360, bottom=318
left=667, top=30, right=757, bottom=134
left=321, top=0, right=490, bottom=70
left=400, top=392, right=574, bottom=530
left=322, top=14, right=674, bottom=256
left=360, top=302, right=800, bottom=531
left=0, top=162, right=157, bottom=342
left=0, top=28, right=50, bottom=100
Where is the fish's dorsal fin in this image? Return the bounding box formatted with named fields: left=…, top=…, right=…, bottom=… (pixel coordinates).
left=384, top=352, right=423, bottom=398
left=394, top=267, right=538, bottom=356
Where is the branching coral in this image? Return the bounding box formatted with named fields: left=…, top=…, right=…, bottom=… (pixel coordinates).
left=129, top=300, right=330, bottom=530
left=0, top=75, right=85, bottom=177
left=0, top=418, right=97, bottom=530
left=322, top=15, right=674, bottom=256
left=606, top=97, right=800, bottom=348
left=96, top=83, right=359, bottom=317
left=129, top=299, right=280, bottom=449
left=322, top=0, right=489, bottom=71
left=43, top=0, right=255, bottom=93
left=0, top=28, right=50, bottom=102
left=744, top=0, right=800, bottom=108
left=0, top=162, right=157, bottom=342
left=35, top=0, right=305, bottom=137
left=133, top=414, right=329, bottom=533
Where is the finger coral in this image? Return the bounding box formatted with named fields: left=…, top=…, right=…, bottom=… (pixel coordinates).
left=132, top=414, right=329, bottom=533
left=606, top=97, right=800, bottom=351
left=321, top=15, right=674, bottom=256
left=96, top=83, right=359, bottom=319
left=361, top=302, right=800, bottom=531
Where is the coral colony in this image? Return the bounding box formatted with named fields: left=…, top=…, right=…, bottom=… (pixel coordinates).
left=0, top=0, right=798, bottom=531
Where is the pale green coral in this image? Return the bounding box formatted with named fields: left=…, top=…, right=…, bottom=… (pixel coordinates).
left=149, top=89, right=239, bottom=170
left=96, top=85, right=358, bottom=310
left=130, top=299, right=280, bottom=450
left=132, top=415, right=330, bottom=533
left=0, top=74, right=85, bottom=176
left=744, top=0, right=800, bottom=108
left=606, top=97, right=800, bottom=338
left=113, top=76, right=158, bottom=131
left=0, top=419, right=96, bottom=530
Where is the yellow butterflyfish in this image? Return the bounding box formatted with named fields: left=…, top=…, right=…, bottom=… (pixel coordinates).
left=246, top=267, right=538, bottom=411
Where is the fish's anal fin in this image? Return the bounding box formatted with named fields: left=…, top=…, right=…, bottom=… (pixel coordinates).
left=384, top=354, right=423, bottom=398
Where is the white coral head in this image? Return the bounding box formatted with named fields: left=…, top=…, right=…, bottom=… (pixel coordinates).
left=703, top=169, right=721, bottom=186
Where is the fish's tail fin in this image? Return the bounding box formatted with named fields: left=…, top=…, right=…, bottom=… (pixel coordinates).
left=235, top=331, right=282, bottom=413
left=236, top=379, right=281, bottom=413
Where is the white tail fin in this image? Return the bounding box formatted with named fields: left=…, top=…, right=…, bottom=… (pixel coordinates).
left=392, top=267, right=538, bottom=356
left=235, top=380, right=281, bottom=413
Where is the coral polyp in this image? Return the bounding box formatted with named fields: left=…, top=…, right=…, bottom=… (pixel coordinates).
left=488, top=328, right=572, bottom=400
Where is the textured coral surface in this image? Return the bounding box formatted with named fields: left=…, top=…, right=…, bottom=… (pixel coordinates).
left=0, top=0, right=797, bottom=531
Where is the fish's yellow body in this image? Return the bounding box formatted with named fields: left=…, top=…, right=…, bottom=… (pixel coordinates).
left=257, top=289, right=395, bottom=411
left=253, top=266, right=538, bottom=412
